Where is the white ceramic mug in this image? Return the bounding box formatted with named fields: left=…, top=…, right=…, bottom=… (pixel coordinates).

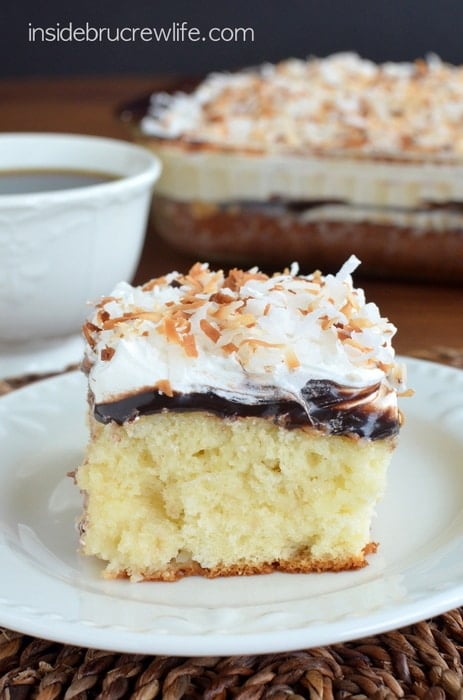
left=0, top=133, right=161, bottom=376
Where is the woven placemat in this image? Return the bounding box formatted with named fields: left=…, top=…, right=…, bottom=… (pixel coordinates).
left=1, top=348, right=462, bottom=699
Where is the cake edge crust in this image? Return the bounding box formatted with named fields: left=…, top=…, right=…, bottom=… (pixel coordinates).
left=100, top=543, right=378, bottom=582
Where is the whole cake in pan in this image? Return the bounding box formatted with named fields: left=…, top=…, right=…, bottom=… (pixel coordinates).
left=129, top=53, right=463, bottom=282
left=75, top=255, right=406, bottom=581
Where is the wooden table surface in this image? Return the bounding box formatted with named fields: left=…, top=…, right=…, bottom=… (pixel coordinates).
left=1, top=75, right=462, bottom=356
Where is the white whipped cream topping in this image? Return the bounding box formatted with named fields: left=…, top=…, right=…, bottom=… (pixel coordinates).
left=141, top=53, right=463, bottom=158
left=84, top=257, right=404, bottom=411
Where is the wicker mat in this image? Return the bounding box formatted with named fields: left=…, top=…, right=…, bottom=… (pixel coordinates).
left=0, top=347, right=462, bottom=699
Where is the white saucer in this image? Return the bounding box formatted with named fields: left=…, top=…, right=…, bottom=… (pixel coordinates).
left=0, top=357, right=462, bottom=655
left=0, top=334, right=83, bottom=380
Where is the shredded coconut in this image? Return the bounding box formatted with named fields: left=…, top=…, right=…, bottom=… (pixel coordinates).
left=141, top=53, right=463, bottom=158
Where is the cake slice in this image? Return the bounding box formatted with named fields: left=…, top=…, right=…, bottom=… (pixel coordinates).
left=75, top=255, right=406, bottom=581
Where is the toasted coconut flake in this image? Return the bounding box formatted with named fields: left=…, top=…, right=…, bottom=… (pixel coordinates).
left=210, top=291, right=236, bottom=304
left=340, top=301, right=356, bottom=317
left=142, top=275, right=167, bottom=291
left=221, top=342, right=238, bottom=354
left=188, top=262, right=207, bottom=277
left=185, top=263, right=208, bottom=292
left=178, top=297, right=208, bottom=310
left=202, top=271, right=225, bottom=294
left=97, top=309, right=110, bottom=324
left=223, top=268, right=268, bottom=292
left=349, top=317, right=376, bottom=331
left=398, top=388, right=415, bottom=397
left=299, top=304, right=314, bottom=316
left=100, top=346, right=115, bottom=362
left=285, top=348, right=300, bottom=369
left=209, top=303, right=236, bottom=321
left=344, top=337, right=374, bottom=353
left=103, top=314, right=123, bottom=331
left=239, top=338, right=284, bottom=349
left=169, top=309, right=190, bottom=323
left=160, top=317, right=182, bottom=345
left=183, top=334, right=198, bottom=357
left=336, top=328, right=351, bottom=341
left=200, top=318, right=220, bottom=343
left=138, top=311, right=163, bottom=323
left=319, top=315, right=335, bottom=330
left=220, top=313, right=256, bottom=329
left=156, top=379, right=174, bottom=397
left=82, top=321, right=99, bottom=349
left=103, top=311, right=162, bottom=330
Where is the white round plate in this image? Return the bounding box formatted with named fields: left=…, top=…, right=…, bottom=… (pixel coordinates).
left=0, top=333, right=83, bottom=380
left=0, top=357, right=462, bottom=656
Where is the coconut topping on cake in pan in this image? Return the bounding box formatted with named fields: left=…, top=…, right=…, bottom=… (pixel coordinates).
left=142, top=53, right=463, bottom=158
left=83, top=256, right=406, bottom=412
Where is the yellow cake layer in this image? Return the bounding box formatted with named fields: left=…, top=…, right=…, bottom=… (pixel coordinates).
left=76, top=412, right=395, bottom=581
